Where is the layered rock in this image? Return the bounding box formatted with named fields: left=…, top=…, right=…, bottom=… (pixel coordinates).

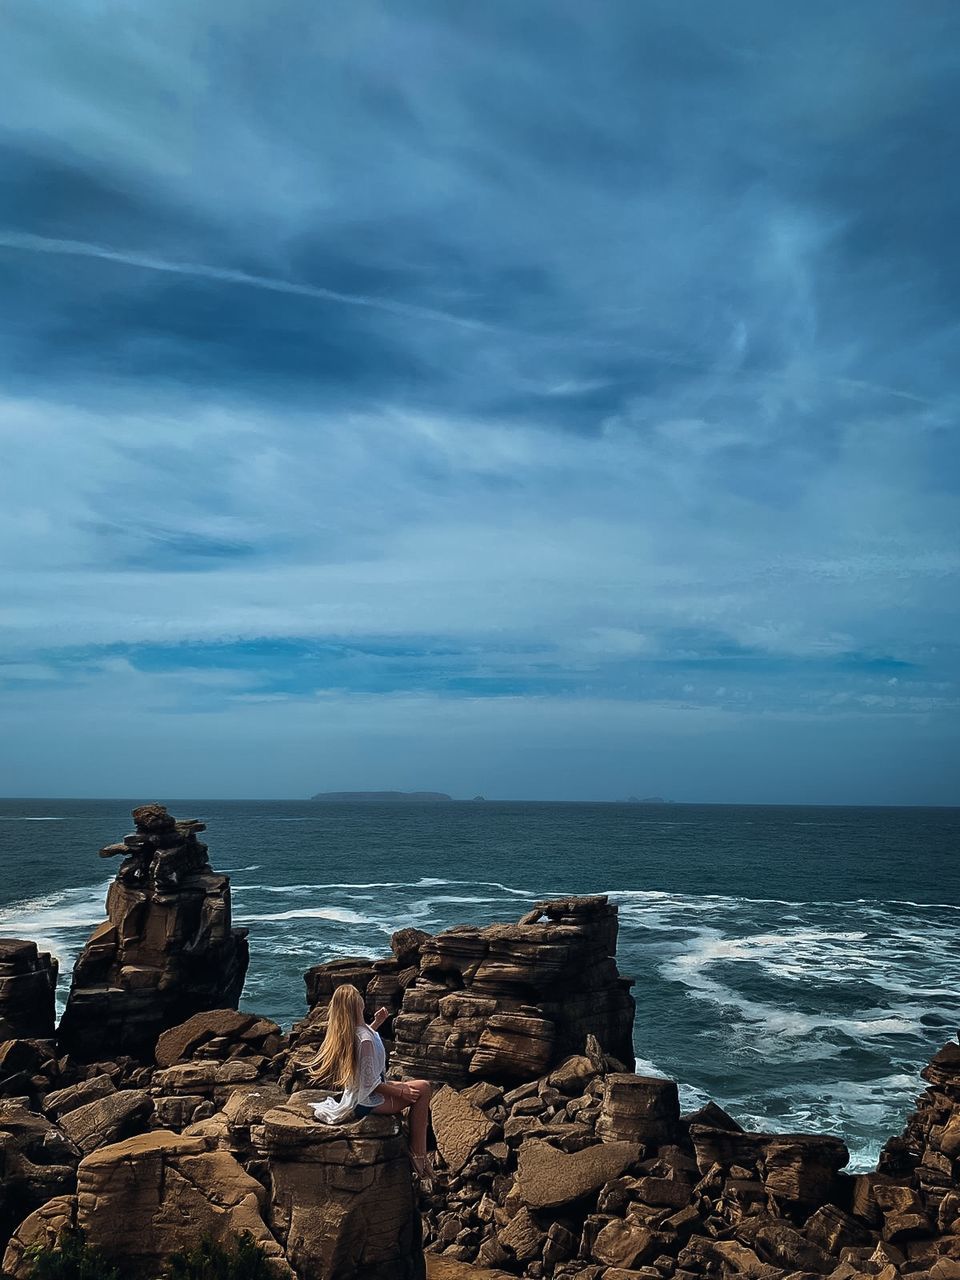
left=258, top=1092, right=425, bottom=1280
left=293, top=897, right=635, bottom=1089
left=3, top=1129, right=291, bottom=1280
left=57, top=805, right=249, bottom=1060
left=0, top=941, right=58, bottom=1041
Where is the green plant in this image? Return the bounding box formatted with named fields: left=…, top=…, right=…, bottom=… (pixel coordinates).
left=165, top=1234, right=280, bottom=1280
left=25, top=1229, right=123, bottom=1280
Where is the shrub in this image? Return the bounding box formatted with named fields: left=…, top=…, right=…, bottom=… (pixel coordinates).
left=25, top=1229, right=122, bottom=1280
left=165, top=1234, right=280, bottom=1280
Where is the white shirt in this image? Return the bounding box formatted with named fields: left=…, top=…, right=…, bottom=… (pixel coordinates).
left=310, top=1024, right=386, bottom=1125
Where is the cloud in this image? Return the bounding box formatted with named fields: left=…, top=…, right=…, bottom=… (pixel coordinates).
left=0, top=0, right=958, bottom=798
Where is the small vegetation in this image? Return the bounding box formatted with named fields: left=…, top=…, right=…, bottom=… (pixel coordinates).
left=165, top=1235, right=280, bottom=1280
left=25, top=1229, right=122, bottom=1280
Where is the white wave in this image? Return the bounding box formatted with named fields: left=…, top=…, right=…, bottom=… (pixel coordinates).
left=235, top=906, right=386, bottom=927
left=0, top=816, right=69, bottom=821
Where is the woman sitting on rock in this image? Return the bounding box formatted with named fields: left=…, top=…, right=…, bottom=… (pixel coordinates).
left=308, top=983, right=433, bottom=1177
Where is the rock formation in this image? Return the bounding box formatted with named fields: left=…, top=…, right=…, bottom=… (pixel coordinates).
left=290, top=896, right=635, bottom=1090
left=57, top=804, right=249, bottom=1060
left=258, top=1092, right=426, bottom=1280
left=0, top=940, right=58, bottom=1041
left=3, top=1130, right=291, bottom=1280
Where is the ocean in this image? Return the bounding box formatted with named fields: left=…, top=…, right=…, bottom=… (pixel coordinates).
left=0, top=798, right=957, bottom=1171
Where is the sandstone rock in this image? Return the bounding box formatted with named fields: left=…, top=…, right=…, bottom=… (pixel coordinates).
left=498, top=1206, right=546, bottom=1262
left=259, top=1092, right=425, bottom=1279
left=517, top=1136, right=641, bottom=1209
left=390, top=896, right=635, bottom=1086
left=598, top=1074, right=680, bottom=1146
left=58, top=806, right=249, bottom=1061
left=0, top=940, right=58, bottom=1040
left=155, top=1008, right=259, bottom=1066
left=42, top=1074, right=116, bottom=1122
left=593, top=1219, right=659, bottom=1268
left=2, top=1194, right=76, bottom=1279
left=58, top=1088, right=153, bottom=1154
left=75, top=1129, right=289, bottom=1277
left=432, top=1085, right=498, bottom=1174
left=0, top=1104, right=79, bottom=1247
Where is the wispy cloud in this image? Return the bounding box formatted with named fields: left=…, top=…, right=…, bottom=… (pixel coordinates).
left=0, top=0, right=958, bottom=799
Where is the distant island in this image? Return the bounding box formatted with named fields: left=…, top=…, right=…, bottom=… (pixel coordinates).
left=626, top=795, right=672, bottom=804
left=310, top=790, right=454, bottom=802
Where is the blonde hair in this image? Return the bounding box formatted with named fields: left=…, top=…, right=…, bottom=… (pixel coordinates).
left=307, top=984, right=365, bottom=1089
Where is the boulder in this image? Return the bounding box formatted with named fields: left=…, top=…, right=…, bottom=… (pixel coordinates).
left=431, top=1085, right=498, bottom=1173
left=2, top=1194, right=76, bottom=1279
left=75, top=1129, right=290, bottom=1278
left=598, top=1074, right=680, bottom=1146
left=517, top=1137, right=641, bottom=1209
left=58, top=806, right=249, bottom=1061
left=0, top=1104, right=79, bottom=1247
left=58, top=1088, right=153, bottom=1154
left=0, top=940, right=58, bottom=1040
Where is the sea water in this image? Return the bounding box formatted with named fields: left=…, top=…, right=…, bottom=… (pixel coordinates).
left=1, top=798, right=957, bottom=1170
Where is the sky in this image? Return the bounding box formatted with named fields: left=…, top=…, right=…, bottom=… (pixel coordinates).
left=0, top=1, right=958, bottom=803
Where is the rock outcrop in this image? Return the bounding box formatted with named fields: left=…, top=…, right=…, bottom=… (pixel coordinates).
left=57, top=805, right=249, bottom=1060
left=259, top=1092, right=426, bottom=1280
left=0, top=941, right=58, bottom=1041
left=290, top=897, right=634, bottom=1090
left=3, top=1130, right=291, bottom=1280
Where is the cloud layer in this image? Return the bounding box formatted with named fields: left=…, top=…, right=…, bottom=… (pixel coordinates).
left=1, top=0, right=958, bottom=799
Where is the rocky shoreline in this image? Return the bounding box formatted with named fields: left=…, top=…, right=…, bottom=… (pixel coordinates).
left=0, top=806, right=957, bottom=1280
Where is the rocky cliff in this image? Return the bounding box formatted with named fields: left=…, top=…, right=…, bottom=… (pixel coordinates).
left=57, top=804, right=249, bottom=1060
left=0, top=940, right=58, bottom=1041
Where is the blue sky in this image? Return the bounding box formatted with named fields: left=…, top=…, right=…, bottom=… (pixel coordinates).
left=0, top=1, right=957, bottom=801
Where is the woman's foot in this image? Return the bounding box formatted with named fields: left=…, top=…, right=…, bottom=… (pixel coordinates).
left=410, top=1151, right=433, bottom=1182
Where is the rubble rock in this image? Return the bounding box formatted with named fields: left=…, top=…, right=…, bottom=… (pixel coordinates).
left=517, top=1137, right=641, bottom=1209
left=432, top=1085, right=499, bottom=1173
left=58, top=1088, right=153, bottom=1154
left=0, top=1104, right=79, bottom=1247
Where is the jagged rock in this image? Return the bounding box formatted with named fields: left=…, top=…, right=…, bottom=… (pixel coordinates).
left=259, top=1092, right=425, bottom=1279
left=58, top=1088, right=152, bottom=1154
left=598, top=1074, right=680, bottom=1145
left=684, top=1100, right=745, bottom=1133
left=431, top=1085, right=499, bottom=1174
left=58, top=806, right=249, bottom=1061
left=73, top=1129, right=290, bottom=1278
left=154, top=1008, right=281, bottom=1068
left=0, top=941, right=58, bottom=1040
left=804, top=1205, right=872, bottom=1253
left=0, top=1038, right=59, bottom=1101
left=498, top=1207, right=546, bottom=1262
left=2, top=1194, right=76, bottom=1279
left=593, top=1219, right=659, bottom=1269
left=517, top=1136, right=641, bottom=1209
left=42, top=1075, right=116, bottom=1122
left=0, top=1104, right=79, bottom=1247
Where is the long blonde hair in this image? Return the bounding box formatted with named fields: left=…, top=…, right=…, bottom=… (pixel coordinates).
left=307, top=984, right=365, bottom=1089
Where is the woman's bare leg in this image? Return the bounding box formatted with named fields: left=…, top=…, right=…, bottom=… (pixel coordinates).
left=372, top=1080, right=433, bottom=1157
